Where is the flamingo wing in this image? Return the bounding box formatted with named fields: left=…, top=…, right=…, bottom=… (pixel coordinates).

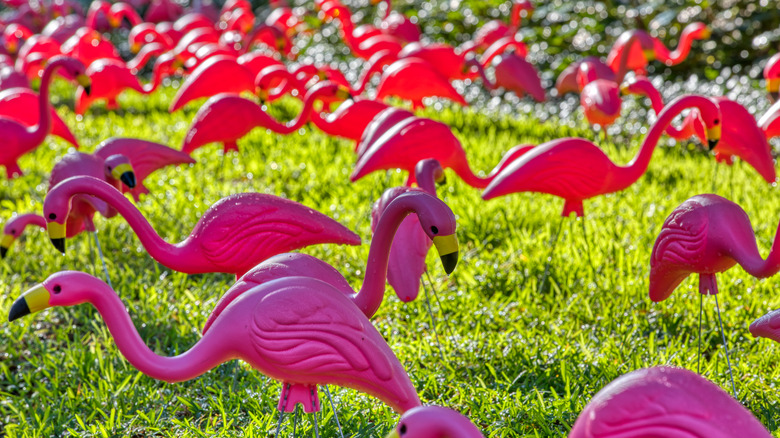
left=192, top=193, right=361, bottom=274
left=93, top=138, right=196, bottom=199
left=716, top=99, right=776, bottom=183
left=483, top=138, right=615, bottom=201
left=246, top=278, right=420, bottom=413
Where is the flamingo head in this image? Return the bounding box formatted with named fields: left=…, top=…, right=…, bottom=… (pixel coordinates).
left=695, top=97, right=722, bottom=149
left=103, top=155, right=137, bottom=189
left=400, top=191, right=459, bottom=274
left=386, top=406, right=483, bottom=438
left=8, top=271, right=109, bottom=322
left=306, top=81, right=352, bottom=107
left=750, top=309, right=780, bottom=342
left=1, top=214, right=35, bottom=259
left=684, top=22, right=711, bottom=40
left=414, top=159, right=446, bottom=188
left=764, top=53, right=780, bottom=98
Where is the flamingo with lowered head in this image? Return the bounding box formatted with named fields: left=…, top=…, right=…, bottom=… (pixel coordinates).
left=1, top=213, right=45, bottom=258
left=606, top=22, right=710, bottom=74
left=43, top=176, right=362, bottom=279
left=0, top=56, right=90, bottom=179
left=385, top=405, right=485, bottom=438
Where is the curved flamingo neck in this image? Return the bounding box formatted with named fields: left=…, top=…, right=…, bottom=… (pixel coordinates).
left=354, top=51, right=396, bottom=94
left=256, top=88, right=324, bottom=134
left=355, top=194, right=422, bottom=318
left=614, top=33, right=641, bottom=83
left=618, top=95, right=712, bottom=188
left=86, top=2, right=110, bottom=29
left=737, top=223, right=780, bottom=278
left=6, top=213, right=46, bottom=235
left=469, top=60, right=495, bottom=90
left=630, top=79, right=691, bottom=138
left=30, top=59, right=62, bottom=147
left=382, top=0, right=391, bottom=20
left=88, top=284, right=230, bottom=382
left=665, top=28, right=697, bottom=65
left=52, top=177, right=183, bottom=267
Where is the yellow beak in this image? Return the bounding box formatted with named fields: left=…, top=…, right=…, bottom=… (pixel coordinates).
left=385, top=430, right=399, bottom=438
left=76, top=73, right=91, bottom=88
left=643, top=48, right=656, bottom=62
left=706, top=125, right=721, bottom=150
left=47, top=221, right=66, bottom=253
left=0, top=233, right=14, bottom=258
left=432, top=234, right=459, bottom=274
left=768, top=78, right=780, bottom=94
left=131, top=42, right=141, bottom=54
left=8, top=284, right=50, bottom=321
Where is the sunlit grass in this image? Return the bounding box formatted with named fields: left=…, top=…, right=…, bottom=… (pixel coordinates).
left=1, top=76, right=780, bottom=437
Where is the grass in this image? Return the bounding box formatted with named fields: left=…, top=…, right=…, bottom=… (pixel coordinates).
left=2, top=75, right=780, bottom=437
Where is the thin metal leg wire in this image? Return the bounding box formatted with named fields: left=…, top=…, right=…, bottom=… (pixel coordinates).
left=92, top=231, right=113, bottom=289
left=714, top=294, right=737, bottom=398
left=323, top=386, right=345, bottom=438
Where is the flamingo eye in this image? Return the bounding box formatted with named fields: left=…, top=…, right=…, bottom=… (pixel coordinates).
left=11, top=229, right=16, bottom=235
left=399, top=424, right=407, bottom=435
left=53, top=285, right=61, bottom=294
left=713, top=119, right=719, bottom=125
left=49, top=213, right=57, bottom=220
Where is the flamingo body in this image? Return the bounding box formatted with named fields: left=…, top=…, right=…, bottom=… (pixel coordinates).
left=0, top=88, right=79, bottom=147
left=375, top=58, right=467, bottom=108
left=580, top=79, right=621, bottom=127
left=311, top=97, right=389, bottom=142
left=169, top=55, right=254, bottom=112
left=76, top=58, right=148, bottom=115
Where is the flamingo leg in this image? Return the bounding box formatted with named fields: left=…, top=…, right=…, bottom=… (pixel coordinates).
left=310, top=388, right=320, bottom=438
left=92, top=231, right=113, bottom=289
left=539, top=216, right=564, bottom=293
left=275, top=384, right=289, bottom=436
left=322, top=386, right=345, bottom=438
left=580, top=217, right=596, bottom=280
left=698, top=293, right=703, bottom=374
left=292, top=404, right=299, bottom=436
left=421, top=277, right=446, bottom=361
left=425, top=270, right=456, bottom=340
left=86, top=230, right=98, bottom=277
left=714, top=293, right=737, bottom=398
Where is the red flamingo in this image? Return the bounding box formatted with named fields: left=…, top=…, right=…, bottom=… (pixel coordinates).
left=43, top=176, right=362, bottom=279
left=310, top=96, right=390, bottom=143
left=374, top=56, right=468, bottom=109
left=75, top=58, right=165, bottom=115
left=181, top=82, right=350, bottom=155
left=126, top=42, right=168, bottom=71
left=41, top=14, right=85, bottom=43
left=128, top=22, right=175, bottom=54
left=468, top=51, right=544, bottom=102
left=0, top=56, right=88, bottom=178
left=758, top=99, right=780, bottom=139
left=168, top=55, right=255, bottom=112
left=482, top=95, right=722, bottom=217
left=623, top=77, right=777, bottom=184
left=61, top=28, right=121, bottom=66
left=144, top=0, right=185, bottom=23
left=764, top=53, right=780, bottom=100
left=0, top=87, right=79, bottom=146
left=3, top=23, right=34, bottom=54
left=351, top=111, right=531, bottom=187
left=465, top=0, right=533, bottom=53
left=15, top=35, right=62, bottom=80
left=606, top=23, right=710, bottom=74
left=323, top=3, right=404, bottom=60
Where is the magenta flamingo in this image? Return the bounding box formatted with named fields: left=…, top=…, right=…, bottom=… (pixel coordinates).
left=764, top=53, right=780, bottom=100
left=482, top=95, right=722, bottom=217
left=352, top=110, right=536, bottom=187
left=1, top=213, right=45, bottom=258
left=76, top=58, right=169, bottom=115
left=372, top=0, right=421, bottom=43
left=469, top=52, right=544, bottom=102
left=0, top=87, right=79, bottom=147
left=181, top=82, right=350, bottom=155
left=750, top=309, right=780, bottom=344
left=0, top=56, right=89, bottom=178
left=647, top=194, right=780, bottom=395
left=623, top=76, right=777, bottom=183
left=386, top=406, right=484, bottom=438
left=569, top=367, right=771, bottom=438
left=606, top=22, right=710, bottom=74
left=43, top=176, right=362, bottom=279
left=8, top=271, right=422, bottom=425
left=372, top=159, right=444, bottom=302
left=168, top=55, right=257, bottom=112
left=465, top=0, right=533, bottom=53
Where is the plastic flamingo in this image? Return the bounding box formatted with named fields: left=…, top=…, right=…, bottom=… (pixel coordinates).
left=0, top=56, right=89, bottom=178
left=465, top=0, right=533, bottom=53
left=128, top=22, right=175, bottom=54
left=324, top=4, right=404, bottom=60
left=40, top=14, right=85, bottom=43
left=758, top=99, right=780, bottom=139
left=372, top=159, right=444, bottom=302
left=3, top=23, right=33, bottom=54
left=750, top=309, right=780, bottom=344
left=623, top=77, right=777, bottom=183
left=385, top=406, right=484, bottom=438
left=76, top=58, right=169, bottom=115
left=569, top=367, right=771, bottom=438
left=0, top=87, right=79, bottom=147
left=126, top=42, right=168, bottom=71
left=181, top=82, right=350, bottom=155
left=144, top=0, right=185, bottom=23
left=606, top=22, right=710, bottom=74
left=482, top=95, right=722, bottom=217
left=15, top=36, right=63, bottom=80
left=468, top=52, right=545, bottom=102
left=168, top=55, right=257, bottom=112
left=375, top=57, right=468, bottom=109
left=764, top=53, right=780, bottom=100
left=61, top=28, right=121, bottom=66
left=7, top=271, right=422, bottom=428
left=647, top=194, right=780, bottom=395
left=372, top=0, right=421, bottom=44
left=352, top=110, right=534, bottom=187
left=43, top=176, right=362, bottom=278
left=1, top=213, right=45, bottom=258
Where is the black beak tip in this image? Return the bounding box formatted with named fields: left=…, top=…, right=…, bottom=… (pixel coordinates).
left=8, top=298, right=30, bottom=322
left=120, top=171, right=137, bottom=189
left=0, top=247, right=7, bottom=259
left=84, top=85, right=91, bottom=96
left=51, top=238, right=65, bottom=253
left=708, top=139, right=718, bottom=150
left=436, top=176, right=447, bottom=186
left=440, top=251, right=459, bottom=275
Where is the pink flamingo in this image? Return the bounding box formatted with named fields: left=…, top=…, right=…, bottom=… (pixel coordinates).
left=465, top=0, right=533, bottom=53
left=76, top=58, right=168, bottom=115
left=386, top=406, right=484, bottom=438
left=570, top=367, right=771, bottom=438
left=606, top=22, right=710, bottom=74
left=373, top=0, right=421, bottom=44
left=481, top=95, right=722, bottom=217
left=468, top=51, right=545, bottom=102
left=126, top=42, right=168, bottom=71
left=0, top=56, right=89, bottom=178
left=623, top=76, right=776, bottom=183
left=41, top=14, right=85, bottom=43
left=648, top=194, right=780, bottom=395
left=352, top=110, right=535, bottom=187
left=15, top=35, right=62, bottom=80
left=323, top=3, right=404, bottom=60
left=128, top=22, right=175, bottom=54
left=0, top=87, right=79, bottom=147
left=7, top=271, right=422, bottom=430
left=1, top=213, right=45, bottom=258
left=310, top=96, right=390, bottom=142
left=60, top=28, right=121, bottom=67
left=181, top=82, right=350, bottom=155
left=764, top=53, right=780, bottom=100
left=758, top=99, right=780, bottom=139
left=3, top=23, right=33, bottom=54
left=43, top=176, right=362, bottom=279
left=750, top=309, right=780, bottom=344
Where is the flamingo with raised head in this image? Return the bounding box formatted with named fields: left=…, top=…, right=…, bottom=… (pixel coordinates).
left=606, top=22, right=710, bottom=74
left=43, top=176, right=362, bottom=279
left=0, top=56, right=89, bottom=179
left=0, top=87, right=79, bottom=147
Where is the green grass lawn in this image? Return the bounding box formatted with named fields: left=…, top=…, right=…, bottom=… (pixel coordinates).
left=2, top=80, right=780, bottom=437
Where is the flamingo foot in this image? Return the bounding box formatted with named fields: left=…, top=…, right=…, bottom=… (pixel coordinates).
left=223, top=141, right=239, bottom=153
left=4, top=161, right=22, bottom=178
left=106, top=98, right=119, bottom=110
left=277, top=383, right=321, bottom=413
left=561, top=199, right=584, bottom=217
left=699, top=273, right=718, bottom=295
